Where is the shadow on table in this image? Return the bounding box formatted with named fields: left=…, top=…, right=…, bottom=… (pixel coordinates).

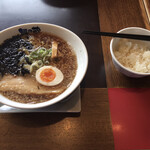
left=7, top=113, right=80, bottom=127
left=42, top=0, right=86, bottom=8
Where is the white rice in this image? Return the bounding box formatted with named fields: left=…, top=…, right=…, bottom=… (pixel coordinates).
left=114, top=39, right=150, bottom=73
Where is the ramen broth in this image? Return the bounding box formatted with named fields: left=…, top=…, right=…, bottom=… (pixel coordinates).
left=0, top=28, right=77, bottom=103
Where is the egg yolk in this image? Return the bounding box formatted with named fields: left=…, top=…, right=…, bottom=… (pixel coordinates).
left=40, top=68, right=56, bottom=82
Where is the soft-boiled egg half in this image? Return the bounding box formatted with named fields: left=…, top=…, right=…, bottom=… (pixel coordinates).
left=36, top=66, right=64, bottom=86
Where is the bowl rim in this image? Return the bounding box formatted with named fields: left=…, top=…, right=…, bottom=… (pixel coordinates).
left=110, top=27, right=150, bottom=76
left=0, top=22, right=88, bottom=109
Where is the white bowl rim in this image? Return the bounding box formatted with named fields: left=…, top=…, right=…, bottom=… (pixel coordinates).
left=110, top=27, right=150, bottom=76
left=0, top=22, right=88, bottom=109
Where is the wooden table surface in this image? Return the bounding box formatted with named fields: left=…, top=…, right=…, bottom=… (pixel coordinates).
left=98, top=0, right=150, bottom=88
left=0, top=0, right=148, bottom=150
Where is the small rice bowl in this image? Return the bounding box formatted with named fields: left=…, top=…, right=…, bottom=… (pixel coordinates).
left=114, top=39, right=150, bottom=73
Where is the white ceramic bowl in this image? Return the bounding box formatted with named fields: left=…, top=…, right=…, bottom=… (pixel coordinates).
left=0, top=23, right=88, bottom=109
left=110, top=27, right=150, bottom=78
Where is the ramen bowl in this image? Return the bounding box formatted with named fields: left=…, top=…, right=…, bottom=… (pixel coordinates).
left=0, top=23, right=88, bottom=109
left=110, top=27, right=150, bottom=78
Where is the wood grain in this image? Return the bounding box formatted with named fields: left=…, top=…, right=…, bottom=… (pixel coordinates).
left=98, top=0, right=150, bottom=88
left=143, top=0, right=150, bottom=24
left=139, top=0, right=150, bottom=30
left=0, top=88, right=114, bottom=150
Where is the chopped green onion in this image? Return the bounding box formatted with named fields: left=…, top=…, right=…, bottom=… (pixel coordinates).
left=24, top=47, right=52, bottom=72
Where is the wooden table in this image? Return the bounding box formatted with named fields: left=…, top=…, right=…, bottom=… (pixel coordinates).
left=0, top=0, right=148, bottom=150
left=98, top=0, right=150, bottom=88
